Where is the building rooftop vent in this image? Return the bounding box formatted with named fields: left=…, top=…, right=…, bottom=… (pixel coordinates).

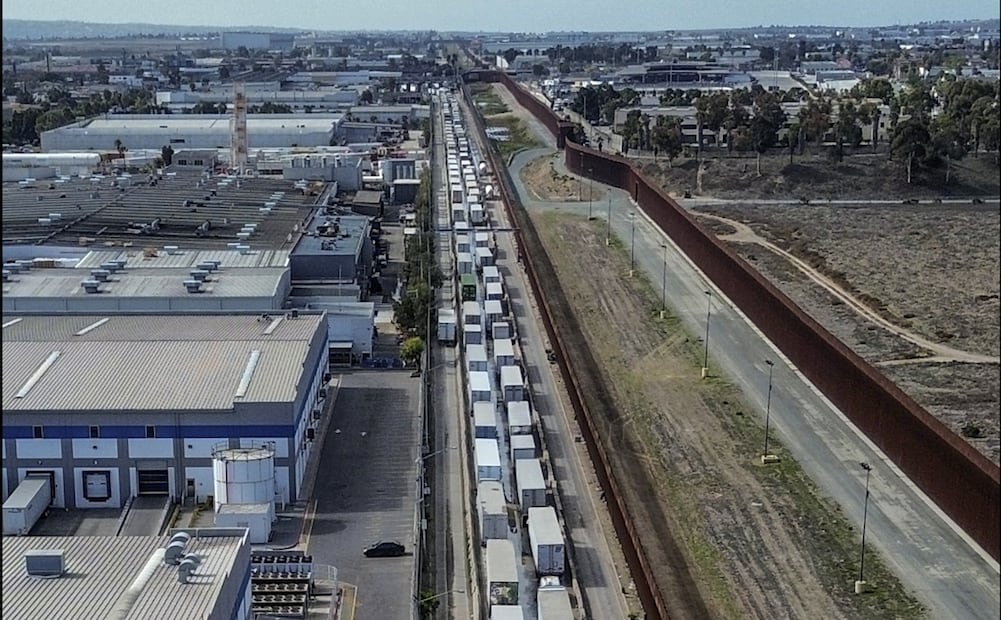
left=183, top=279, right=203, bottom=293
left=189, top=269, right=209, bottom=282
left=25, top=550, right=65, bottom=577
left=163, top=532, right=191, bottom=566
left=90, top=269, right=111, bottom=282
left=196, top=260, right=220, bottom=273
left=80, top=280, right=102, bottom=294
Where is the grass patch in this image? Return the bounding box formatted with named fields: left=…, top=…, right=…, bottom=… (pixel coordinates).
left=488, top=114, right=541, bottom=159
left=532, top=212, right=926, bottom=619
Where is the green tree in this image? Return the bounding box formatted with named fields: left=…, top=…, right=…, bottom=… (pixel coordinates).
left=160, top=144, right=175, bottom=166
left=930, top=118, right=967, bottom=184
left=797, top=98, right=832, bottom=152
left=651, top=115, right=683, bottom=168
left=891, top=117, right=931, bottom=184
left=502, top=48, right=520, bottom=65
left=400, top=337, right=425, bottom=368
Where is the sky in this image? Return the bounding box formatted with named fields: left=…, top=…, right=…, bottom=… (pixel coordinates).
left=2, top=0, right=998, bottom=32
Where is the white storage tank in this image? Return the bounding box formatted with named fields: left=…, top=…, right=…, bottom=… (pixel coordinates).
left=507, top=401, right=532, bottom=434
left=473, top=401, right=498, bottom=439
left=212, top=444, right=275, bottom=508
left=475, top=438, right=502, bottom=482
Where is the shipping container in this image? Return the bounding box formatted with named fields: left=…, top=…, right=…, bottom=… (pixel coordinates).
left=486, top=539, right=519, bottom=605
left=475, top=246, right=494, bottom=269
left=466, top=344, right=489, bottom=373
left=537, top=586, right=574, bottom=620
left=493, top=338, right=515, bottom=369
left=468, top=370, right=493, bottom=403
left=456, top=251, right=474, bottom=274
left=462, top=301, right=482, bottom=327
left=482, top=265, right=502, bottom=285
left=437, top=308, right=457, bottom=345
left=515, top=458, right=547, bottom=508
left=478, top=481, right=508, bottom=542
left=455, top=234, right=472, bottom=255
left=486, top=281, right=505, bottom=301
left=463, top=323, right=483, bottom=346
left=484, top=300, right=504, bottom=334
left=528, top=506, right=566, bottom=576
left=474, top=231, right=492, bottom=249
left=2, top=475, right=51, bottom=536
left=492, top=321, right=512, bottom=340
left=501, top=365, right=525, bottom=403
left=507, top=401, right=532, bottom=434
left=476, top=438, right=502, bottom=483
left=470, top=203, right=486, bottom=226
left=461, top=273, right=478, bottom=301
left=473, top=401, right=498, bottom=439
left=510, top=433, right=539, bottom=461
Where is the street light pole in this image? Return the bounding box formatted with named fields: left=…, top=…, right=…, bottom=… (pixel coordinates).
left=629, top=212, right=636, bottom=277
left=856, top=462, right=873, bottom=594
left=659, top=243, right=668, bottom=318
left=587, top=169, right=594, bottom=220
left=701, top=290, right=712, bottom=378
left=761, top=359, right=778, bottom=464
left=605, top=195, right=612, bottom=245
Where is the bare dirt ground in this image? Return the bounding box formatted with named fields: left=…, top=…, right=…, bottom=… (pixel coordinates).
left=529, top=213, right=923, bottom=620
left=640, top=151, right=1001, bottom=200
left=519, top=155, right=606, bottom=203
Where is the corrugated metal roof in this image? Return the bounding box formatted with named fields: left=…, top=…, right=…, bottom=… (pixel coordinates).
left=1, top=533, right=246, bottom=620
left=1, top=314, right=324, bottom=411
left=77, top=248, right=291, bottom=269
left=2, top=267, right=286, bottom=298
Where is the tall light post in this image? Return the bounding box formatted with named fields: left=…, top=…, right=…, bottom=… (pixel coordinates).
left=587, top=168, right=595, bottom=220
left=761, top=359, right=778, bottom=464
left=578, top=152, right=583, bottom=199
left=628, top=212, right=636, bottom=277
left=659, top=243, right=668, bottom=318
left=855, top=462, right=873, bottom=594
left=605, top=195, right=612, bottom=245
left=701, top=290, right=712, bottom=378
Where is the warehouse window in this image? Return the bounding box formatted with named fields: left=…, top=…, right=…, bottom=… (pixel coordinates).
left=145, top=425, right=156, bottom=438
left=89, top=426, right=100, bottom=439
left=169, top=138, right=186, bottom=144
left=33, top=426, right=44, bottom=439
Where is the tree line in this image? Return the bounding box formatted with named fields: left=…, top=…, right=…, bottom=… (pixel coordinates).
left=570, top=77, right=1000, bottom=182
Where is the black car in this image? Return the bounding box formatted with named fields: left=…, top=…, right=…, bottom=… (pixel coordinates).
left=363, top=541, right=406, bottom=558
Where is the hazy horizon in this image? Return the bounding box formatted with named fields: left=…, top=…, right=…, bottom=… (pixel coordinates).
left=3, top=0, right=999, bottom=33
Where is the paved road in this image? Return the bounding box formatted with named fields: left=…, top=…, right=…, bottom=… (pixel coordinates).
left=467, top=87, right=631, bottom=620
left=498, top=111, right=1001, bottom=618
left=307, top=370, right=421, bottom=620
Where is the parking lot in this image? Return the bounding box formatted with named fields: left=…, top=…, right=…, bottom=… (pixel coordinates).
left=306, top=369, right=421, bottom=620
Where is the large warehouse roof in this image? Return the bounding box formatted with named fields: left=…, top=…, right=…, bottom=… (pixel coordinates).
left=1, top=313, right=325, bottom=411
left=79, top=113, right=342, bottom=133
left=2, top=530, right=248, bottom=620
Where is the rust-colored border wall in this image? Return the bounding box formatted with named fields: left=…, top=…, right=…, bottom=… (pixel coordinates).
left=491, top=71, right=1001, bottom=561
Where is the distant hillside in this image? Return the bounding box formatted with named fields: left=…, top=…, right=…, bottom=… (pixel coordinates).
left=1, top=19, right=308, bottom=41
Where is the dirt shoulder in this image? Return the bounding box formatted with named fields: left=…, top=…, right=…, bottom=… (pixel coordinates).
left=529, top=213, right=925, bottom=620
left=519, top=154, right=606, bottom=203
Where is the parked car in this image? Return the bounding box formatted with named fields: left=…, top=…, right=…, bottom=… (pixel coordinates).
left=363, top=541, right=406, bottom=558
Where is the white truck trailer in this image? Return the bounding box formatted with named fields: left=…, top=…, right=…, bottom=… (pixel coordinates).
left=2, top=475, right=51, bottom=536
left=528, top=506, right=566, bottom=576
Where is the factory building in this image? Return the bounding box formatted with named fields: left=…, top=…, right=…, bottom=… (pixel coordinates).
left=220, top=31, right=296, bottom=51
left=2, top=529, right=252, bottom=619
left=1, top=313, right=329, bottom=510
left=40, top=114, right=343, bottom=153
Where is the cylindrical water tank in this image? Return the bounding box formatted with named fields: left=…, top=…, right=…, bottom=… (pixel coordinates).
left=212, top=446, right=275, bottom=506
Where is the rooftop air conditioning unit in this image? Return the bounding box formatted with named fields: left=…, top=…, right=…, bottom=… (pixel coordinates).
left=189, top=269, right=209, bottom=282
left=80, top=280, right=101, bottom=294
left=25, top=550, right=65, bottom=577
left=90, top=269, right=111, bottom=282
left=100, top=262, right=120, bottom=273
left=183, top=280, right=203, bottom=293
left=237, top=245, right=251, bottom=255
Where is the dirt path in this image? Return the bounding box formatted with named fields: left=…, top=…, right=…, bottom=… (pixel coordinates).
left=698, top=211, right=1000, bottom=365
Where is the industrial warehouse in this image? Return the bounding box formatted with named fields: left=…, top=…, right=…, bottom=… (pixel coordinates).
left=1, top=313, right=330, bottom=512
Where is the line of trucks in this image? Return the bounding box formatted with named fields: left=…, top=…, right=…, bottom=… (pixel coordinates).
left=436, top=87, right=575, bottom=620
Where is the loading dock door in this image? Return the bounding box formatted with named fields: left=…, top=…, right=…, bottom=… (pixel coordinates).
left=137, top=470, right=169, bottom=495
left=83, top=471, right=111, bottom=502
left=328, top=342, right=353, bottom=367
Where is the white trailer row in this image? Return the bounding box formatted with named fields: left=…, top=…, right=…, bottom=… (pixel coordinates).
left=439, top=88, right=573, bottom=620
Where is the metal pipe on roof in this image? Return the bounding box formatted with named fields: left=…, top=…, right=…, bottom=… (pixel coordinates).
left=106, top=548, right=166, bottom=619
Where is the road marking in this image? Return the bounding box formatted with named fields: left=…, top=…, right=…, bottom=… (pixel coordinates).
left=301, top=499, right=318, bottom=551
